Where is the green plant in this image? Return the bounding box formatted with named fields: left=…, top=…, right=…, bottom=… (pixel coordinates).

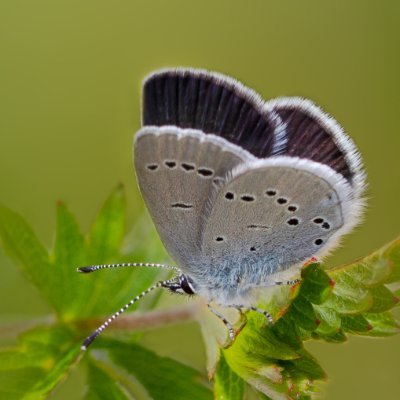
left=0, top=186, right=399, bottom=399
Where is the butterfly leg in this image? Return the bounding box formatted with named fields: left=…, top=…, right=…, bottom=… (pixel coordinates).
left=231, top=305, right=273, bottom=324
left=207, top=304, right=235, bottom=346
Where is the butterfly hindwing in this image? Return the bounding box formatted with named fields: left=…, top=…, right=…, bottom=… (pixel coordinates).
left=200, top=157, right=362, bottom=286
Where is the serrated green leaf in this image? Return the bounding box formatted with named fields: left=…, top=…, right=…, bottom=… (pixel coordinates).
left=73, top=186, right=164, bottom=318
left=289, top=296, right=319, bottom=332
left=312, top=306, right=341, bottom=335
left=379, top=238, right=400, bottom=284
left=279, top=348, right=326, bottom=381
left=0, top=204, right=56, bottom=307
left=323, top=271, right=373, bottom=314
left=87, top=184, right=126, bottom=263
left=0, top=325, right=80, bottom=400
left=330, top=237, right=400, bottom=286
left=0, top=367, right=43, bottom=400
left=84, top=358, right=131, bottom=400
left=341, top=315, right=372, bottom=334
left=300, top=263, right=332, bottom=305
left=363, top=312, right=400, bottom=337
left=313, top=329, right=347, bottom=343
left=368, top=285, right=399, bottom=313
left=76, top=185, right=164, bottom=318
left=233, top=316, right=300, bottom=361
left=94, top=338, right=212, bottom=400
left=219, top=266, right=329, bottom=399
left=51, top=202, right=86, bottom=318
left=1, top=185, right=399, bottom=400
left=271, top=316, right=302, bottom=349
left=214, top=352, right=245, bottom=400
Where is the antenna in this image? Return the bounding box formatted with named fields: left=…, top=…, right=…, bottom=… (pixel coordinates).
left=77, top=262, right=179, bottom=273
left=80, top=278, right=176, bottom=350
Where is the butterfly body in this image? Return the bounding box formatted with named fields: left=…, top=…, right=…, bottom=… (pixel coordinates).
left=79, top=68, right=366, bottom=349
left=134, top=70, right=365, bottom=308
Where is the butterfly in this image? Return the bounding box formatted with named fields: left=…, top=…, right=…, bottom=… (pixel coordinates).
left=78, top=68, right=365, bottom=350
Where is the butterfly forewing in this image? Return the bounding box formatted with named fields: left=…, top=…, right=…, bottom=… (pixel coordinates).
left=134, top=126, right=252, bottom=269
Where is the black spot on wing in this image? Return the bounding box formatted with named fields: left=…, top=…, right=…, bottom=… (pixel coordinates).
left=171, top=203, right=193, bottom=209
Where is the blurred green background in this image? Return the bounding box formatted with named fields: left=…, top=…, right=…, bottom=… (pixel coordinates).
left=1, top=0, right=399, bottom=398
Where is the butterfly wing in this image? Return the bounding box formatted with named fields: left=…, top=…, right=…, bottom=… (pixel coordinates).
left=134, top=126, right=253, bottom=268
left=201, top=157, right=364, bottom=286
left=264, top=97, right=365, bottom=196
left=136, top=68, right=366, bottom=292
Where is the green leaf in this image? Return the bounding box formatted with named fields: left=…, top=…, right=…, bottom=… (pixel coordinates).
left=375, top=238, right=400, bottom=284
left=84, top=358, right=131, bottom=400
left=299, top=263, right=333, bottom=305
left=363, top=312, right=400, bottom=337
left=341, top=315, right=372, bottom=334
left=87, top=184, right=126, bottom=264
left=77, top=185, right=164, bottom=318
left=313, top=305, right=341, bottom=335
left=2, top=188, right=400, bottom=400
left=92, top=338, right=213, bottom=400
left=51, top=201, right=86, bottom=318
left=214, top=352, right=245, bottom=400
left=322, top=271, right=373, bottom=314
left=0, top=325, right=80, bottom=400
left=0, top=204, right=53, bottom=306
left=217, top=264, right=329, bottom=399
left=368, top=286, right=399, bottom=313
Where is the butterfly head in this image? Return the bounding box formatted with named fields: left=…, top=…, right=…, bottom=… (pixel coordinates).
left=162, top=273, right=196, bottom=295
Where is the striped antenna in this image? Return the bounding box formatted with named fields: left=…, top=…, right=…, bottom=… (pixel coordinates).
left=77, top=262, right=179, bottom=273
left=80, top=278, right=176, bottom=350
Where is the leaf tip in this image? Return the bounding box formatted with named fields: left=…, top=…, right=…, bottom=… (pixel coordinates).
left=277, top=306, right=289, bottom=319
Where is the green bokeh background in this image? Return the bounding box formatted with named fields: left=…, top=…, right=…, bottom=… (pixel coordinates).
left=1, top=0, right=399, bottom=398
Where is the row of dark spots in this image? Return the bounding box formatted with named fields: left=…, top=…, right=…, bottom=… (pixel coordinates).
left=214, top=234, right=323, bottom=250
left=225, top=191, right=298, bottom=212
left=225, top=192, right=256, bottom=202
left=146, top=162, right=214, bottom=178
left=265, top=189, right=297, bottom=209
left=313, top=217, right=331, bottom=230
